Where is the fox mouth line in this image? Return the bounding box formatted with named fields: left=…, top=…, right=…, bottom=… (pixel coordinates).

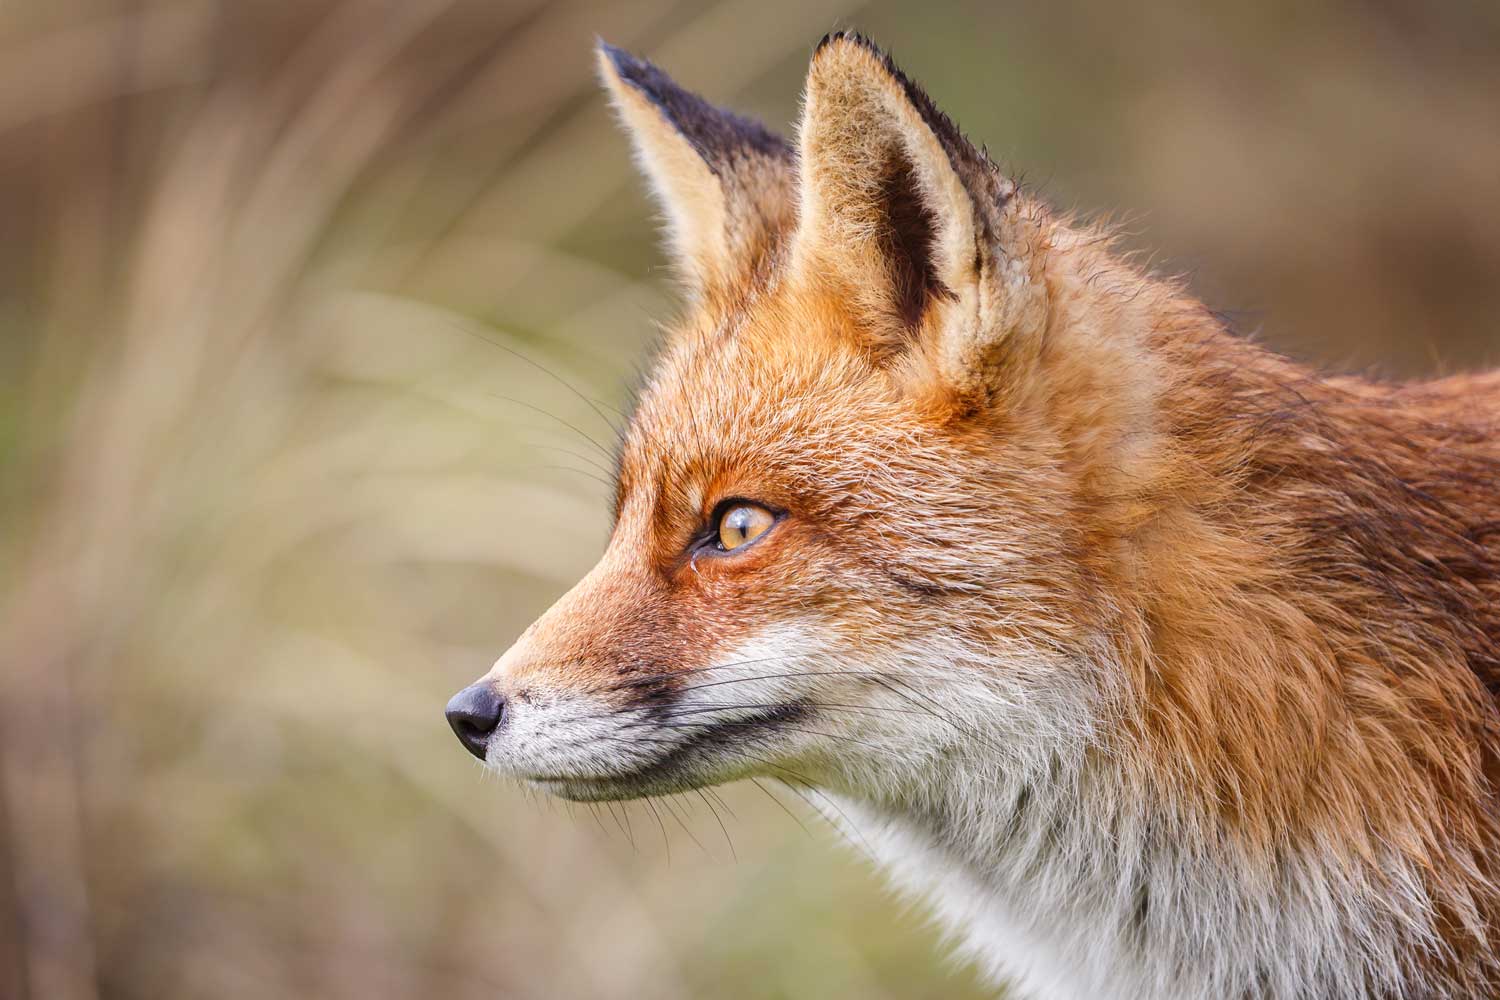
left=523, top=700, right=810, bottom=798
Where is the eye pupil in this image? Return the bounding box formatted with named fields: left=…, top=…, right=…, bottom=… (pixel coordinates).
left=716, top=503, right=773, bottom=552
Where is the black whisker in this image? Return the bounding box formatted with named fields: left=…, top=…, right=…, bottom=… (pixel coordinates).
left=451, top=318, right=624, bottom=438
left=750, top=777, right=812, bottom=837
left=645, top=699, right=934, bottom=722
left=607, top=800, right=635, bottom=848
left=642, top=661, right=1017, bottom=762
left=522, top=463, right=615, bottom=489
left=635, top=720, right=901, bottom=760
left=570, top=649, right=1018, bottom=766
left=490, top=392, right=617, bottom=462
left=695, top=788, right=737, bottom=862
left=643, top=796, right=671, bottom=862
left=704, top=786, right=738, bottom=822
left=769, top=779, right=875, bottom=856
left=517, top=437, right=618, bottom=477
left=543, top=728, right=878, bottom=857
left=659, top=795, right=707, bottom=856
left=587, top=802, right=611, bottom=839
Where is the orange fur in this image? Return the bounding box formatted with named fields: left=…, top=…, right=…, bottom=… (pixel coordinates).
left=451, top=34, right=1500, bottom=998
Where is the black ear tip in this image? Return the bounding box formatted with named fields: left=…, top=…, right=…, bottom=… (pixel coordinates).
left=597, top=40, right=646, bottom=80
left=598, top=38, right=792, bottom=163
left=813, top=29, right=884, bottom=59
left=597, top=40, right=663, bottom=92
left=595, top=38, right=624, bottom=63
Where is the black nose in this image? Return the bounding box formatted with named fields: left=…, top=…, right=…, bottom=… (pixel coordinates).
left=445, top=683, right=506, bottom=760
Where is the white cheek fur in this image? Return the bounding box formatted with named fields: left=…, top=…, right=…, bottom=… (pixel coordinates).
left=489, top=621, right=1435, bottom=1000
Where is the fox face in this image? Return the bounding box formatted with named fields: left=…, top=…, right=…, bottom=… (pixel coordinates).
left=446, top=31, right=1500, bottom=1000
left=447, top=35, right=1109, bottom=805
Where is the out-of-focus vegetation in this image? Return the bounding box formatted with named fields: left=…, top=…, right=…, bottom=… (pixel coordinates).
left=1, top=1, right=1496, bottom=998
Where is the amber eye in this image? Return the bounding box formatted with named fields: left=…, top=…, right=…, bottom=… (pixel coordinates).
left=716, top=502, right=776, bottom=552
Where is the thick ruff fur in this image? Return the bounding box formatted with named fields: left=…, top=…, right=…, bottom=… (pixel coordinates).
left=453, top=34, right=1500, bottom=999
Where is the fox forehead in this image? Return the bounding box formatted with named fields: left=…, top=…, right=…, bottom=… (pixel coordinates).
left=616, top=294, right=893, bottom=526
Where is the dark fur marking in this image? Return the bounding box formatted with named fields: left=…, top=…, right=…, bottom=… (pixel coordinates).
left=879, top=147, right=957, bottom=330
left=1129, top=880, right=1152, bottom=946
left=599, top=42, right=791, bottom=173
left=884, top=566, right=970, bottom=600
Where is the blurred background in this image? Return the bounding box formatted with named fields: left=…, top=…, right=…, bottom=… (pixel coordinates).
left=1, top=1, right=1497, bottom=997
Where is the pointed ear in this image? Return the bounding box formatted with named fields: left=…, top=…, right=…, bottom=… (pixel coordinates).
left=597, top=42, right=796, bottom=302
left=790, top=34, right=1046, bottom=396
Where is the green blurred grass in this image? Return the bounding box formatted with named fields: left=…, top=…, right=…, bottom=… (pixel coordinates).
left=1, top=1, right=1497, bottom=998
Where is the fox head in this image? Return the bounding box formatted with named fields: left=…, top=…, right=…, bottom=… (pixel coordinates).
left=436, top=34, right=1500, bottom=997
left=447, top=34, right=1154, bottom=805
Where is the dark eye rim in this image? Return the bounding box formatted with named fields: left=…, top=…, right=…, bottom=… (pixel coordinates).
left=692, top=497, right=785, bottom=557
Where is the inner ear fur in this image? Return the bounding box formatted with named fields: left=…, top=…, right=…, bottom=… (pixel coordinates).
left=872, top=145, right=951, bottom=329
left=597, top=42, right=796, bottom=302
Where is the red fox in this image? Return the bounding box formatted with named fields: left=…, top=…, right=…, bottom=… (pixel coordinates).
left=445, top=33, right=1500, bottom=999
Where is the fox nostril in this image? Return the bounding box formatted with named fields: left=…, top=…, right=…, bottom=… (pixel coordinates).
left=445, top=683, right=506, bottom=760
